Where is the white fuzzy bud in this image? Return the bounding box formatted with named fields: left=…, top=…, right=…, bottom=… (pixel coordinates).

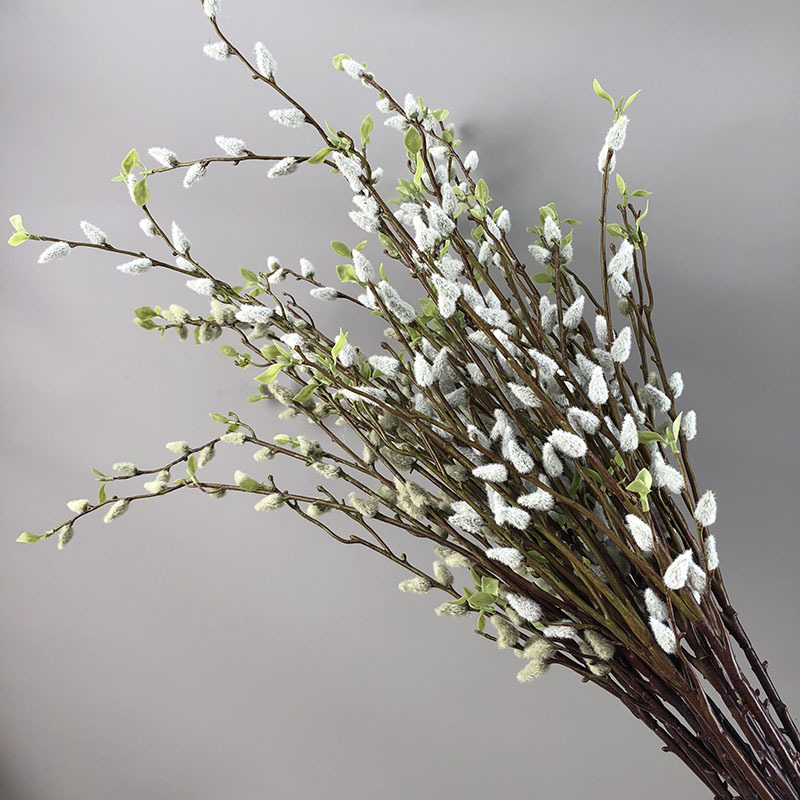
left=681, top=410, right=697, bottom=440
left=139, top=218, right=157, bottom=237
left=103, top=499, right=130, bottom=523
left=341, top=58, right=369, bottom=80
left=269, top=108, right=305, bottom=128
left=668, top=372, right=684, bottom=398
left=588, top=366, right=609, bottom=405
left=567, top=408, right=601, bottom=435
left=704, top=534, right=719, bottom=571
left=80, top=221, right=107, bottom=246
left=463, top=150, right=479, bottom=171
left=117, top=258, right=152, bottom=275
left=619, top=414, right=638, bottom=453
left=67, top=499, right=90, bottom=515
left=562, top=294, right=585, bottom=329
left=433, top=561, right=454, bottom=587
left=472, top=463, right=508, bottom=483
left=203, top=0, right=220, bottom=18
left=645, top=588, right=668, bottom=620
left=541, top=442, right=563, bottom=478
left=254, top=493, right=286, bottom=511
left=610, top=326, right=632, bottom=362
left=507, top=593, right=543, bottom=623
left=398, top=577, right=432, bottom=594
left=663, top=550, right=693, bottom=590
left=254, top=42, right=276, bottom=79
left=186, top=277, right=214, bottom=296
left=650, top=617, right=677, bottom=654
left=171, top=221, right=191, bottom=255
left=694, top=490, right=717, bottom=527
left=517, top=489, right=554, bottom=512
left=267, top=157, right=298, bottom=179
left=543, top=216, right=561, bottom=247
left=548, top=429, right=587, bottom=459
left=604, top=115, right=628, bottom=151
left=299, top=258, right=315, bottom=278
left=608, top=240, right=633, bottom=276
left=148, top=147, right=178, bottom=168
left=203, top=42, right=231, bottom=61
left=310, top=286, right=338, bottom=301
left=625, top=513, right=654, bottom=553
left=486, top=547, right=524, bottom=570
left=183, top=163, right=206, bottom=188
left=215, top=135, right=247, bottom=157
left=352, top=249, right=374, bottom=282
left=38, top=241, right=71, bottom=263
left=595, top=315, right=609, bottom=346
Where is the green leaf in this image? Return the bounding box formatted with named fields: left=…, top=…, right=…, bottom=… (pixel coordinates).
left=331, top=329, right=348, bottom=358
left=628, top=468, right=653, bottom=491
left=605, top=223, right=627, bottom=238
left=186, top=455, right=197, bottom=479
left=260, top=344, right=284, bottom=360
left=209, top=412, right=228, bottom=423
left=531, top=273, right=552, bottom=284
left=237, top=476, right=265, bottom=492
left=562, top=218, right=581, bottom=226
left=616, top=173, right=627, bottom=197
left=474, top=178, right=490, bottom=205
left=623, top=90, right=641, bottom=111
left=336, top=263, right=358, bottom=283
left=631, top=189, right=652, bottom=197
left=8, top=231, right=29, bottom=246
left=134, top=318, right=157, bottom=330
left=672, top=412, right=683, bottom=440
left=403, top=126, right=422, bottom=155
left=8, top=214, right=29, bottom=245
left=307, top=146, right=332, bottom=165
left=477, top=612, right=486, bottom=633
left=256, top=363, right=284, bottom=384
left=9, top=214, right=25, bottom=232
left=273, top=434, right=294, bottom=446
left=481, top=577, right=500, bottom=596
left=17, top=532, right=45, bottom=544
left=331, top=240, right=351, bottom=257
left=636, top=199, right=650, bottom=230
left=637, top=431, right=666, bottom=444
left=332, top=53, right=350, bottom=71
left=592, top=78, right=615, bottom=109
left=97, top=483, right=107, bottom=504
left=219, top=345, right=238, bottom=358
left=467, top=592, right=495, bottom=611
left=132, top=178, right=150, bottom=207
left=539, top=203, right=557, bottom=220
left=240, top=267, right=258, bottom=283
left=431, top=108, right=449, bottom=121
left=413, top=152, right=425, bottom=187
left=134, top=306, right=157, bottom=320
left=121, top=148, right=139, bottom=176
left=293, top=382, right=318, bottom=404
left=359, top=114, right=374, bottom=147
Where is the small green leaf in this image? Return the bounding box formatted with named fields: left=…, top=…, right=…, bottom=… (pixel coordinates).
left=477, top=612, right=486, bottom=633
left=293, top=382, right=318, bottom=404
left=481, top=577, right=500, bottom=596
left=622, top=90, right=641, bottom=111
left=403, top=126, right=422, bottom=155
left=17, top=532, right=45, bottom=544
left=336, top=263, right=358, bottom=283
left=531, top=273, right=552, bottom=284
left=132, top=178, right=150, bottom=207
left=209, top=412, right=228, bottom=423
left=631, top=189, right=652, bottom=197
left=134, top=318, right=157, bottom=330
left=467, top=592, right=495, bottom=611
left=256, top=364, right=284, bottom=384
left=260, top=344, right=284, bottom=360
left=307, top=146, right=332, bottom=165
left=616, top=173, right=627, bottom=197
left=219, top=345, right=238, bottom=358
left=636, top=199, right=650, bottom=230
left=605, top=223, right=627, bottom=238
left=134, top=306, right=157, bottom=320
left=121, top=148, right=139, bottom=176
left=331, top=240, right=351, bottom=257
left=240, top=267, right=258, bottom=284
left=431, top=108, right=449, bottom=121
left=413, top=152, right=425, bottom=187
left=186, top=455, right=197, bottom=479
left=97, top=483, right=108, bottom=504
left=359, top=114, right=374, bottom=147
left=331, top=329, right=348, bottom=358
left=273, top=434, right=294, bottom=446
left=637, top=431, right=666, bottom=444
left=332, top=53, right=350, bottom=71
left=672, top=412, right=683, bottom=440
left=474, top=178, right=490, bottom=205
left=8, top=231, right=29, bottom=246
left=592, top=78, right=615, bottom=109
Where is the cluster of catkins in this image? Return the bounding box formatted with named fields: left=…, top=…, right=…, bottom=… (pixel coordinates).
left=25, top=0, right=722, bottom=688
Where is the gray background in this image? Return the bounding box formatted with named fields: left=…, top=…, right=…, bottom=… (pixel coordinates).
left=2, top=1, right=799, bottom=798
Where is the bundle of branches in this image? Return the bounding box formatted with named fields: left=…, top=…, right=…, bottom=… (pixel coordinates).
left=11, top=1, right=799, bottom=797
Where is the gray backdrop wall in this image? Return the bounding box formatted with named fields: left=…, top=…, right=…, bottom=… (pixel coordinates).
left=2, top=1, right=798, bottom=798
